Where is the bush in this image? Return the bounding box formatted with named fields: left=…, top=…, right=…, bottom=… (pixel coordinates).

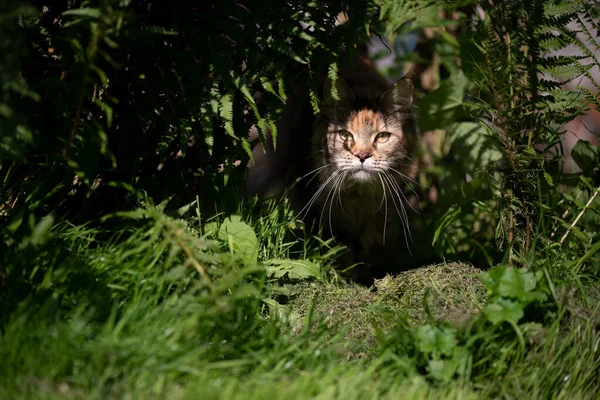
left=1, top=0, right=600, bottom=397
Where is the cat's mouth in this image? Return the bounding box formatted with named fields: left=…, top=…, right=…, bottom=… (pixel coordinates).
left=349, top=166, right=376, bottom=181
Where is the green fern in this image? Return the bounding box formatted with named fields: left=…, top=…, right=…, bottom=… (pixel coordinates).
left=461, top=0, right=600, bottom=265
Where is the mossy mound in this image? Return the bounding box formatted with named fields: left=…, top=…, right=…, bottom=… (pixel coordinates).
left=286, top=262, right=486, bottom=358
left=374, top=262, right=486, bottom=324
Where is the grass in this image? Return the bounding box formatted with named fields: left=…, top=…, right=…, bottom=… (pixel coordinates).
left=1, top=200, right=599, bottom=399
left=285, top=262, right=486, bottom=359
left=2, top=0, right=600, bottom=398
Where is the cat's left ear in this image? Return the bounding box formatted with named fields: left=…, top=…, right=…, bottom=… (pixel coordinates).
left=380, top=78, right=414, bottom=111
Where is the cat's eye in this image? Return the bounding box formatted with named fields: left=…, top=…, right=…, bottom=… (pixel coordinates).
left=338, top=130, right=353, bottom=142
left=375, top=132, right=391, bottom=143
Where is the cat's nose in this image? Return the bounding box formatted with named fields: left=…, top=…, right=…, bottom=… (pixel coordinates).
left=355, top=152, right=372, bottom=162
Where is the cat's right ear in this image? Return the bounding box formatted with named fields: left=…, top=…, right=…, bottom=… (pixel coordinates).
left=321, top=77, right=355, bottom=109
left=380, top=78, right=414, bottom=111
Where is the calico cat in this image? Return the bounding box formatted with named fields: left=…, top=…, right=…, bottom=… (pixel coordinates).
left=247, top=52, right=419, bottom=283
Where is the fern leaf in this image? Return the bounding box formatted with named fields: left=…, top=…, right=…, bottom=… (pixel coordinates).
left=309, top=88, right=320, bottom=114
left=157, top=195, right=174, bottom=212
left=276, top=71, right=287, bottom=102
left=219, top=93, right=236, bottom=138
left=178, top=200, right=197, bottom=217
left=62, top=8, right=101, bottom=18
left=241, top=137, right=253, bottom=161
left=260, top=77, right=286, bottom=104
left=326, top=62, right=339, bottom=101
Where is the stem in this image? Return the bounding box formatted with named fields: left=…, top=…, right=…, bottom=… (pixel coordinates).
left=63, top=23, right=101, bottom=157
left=491, top=3, right=532, bottom=261
left=560, top=184, right=600, bottom=245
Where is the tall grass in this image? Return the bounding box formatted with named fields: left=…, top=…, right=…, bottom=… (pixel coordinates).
left=1, top=0, right=600, bottom=398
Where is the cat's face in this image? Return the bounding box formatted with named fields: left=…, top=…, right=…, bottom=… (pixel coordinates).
left=323, top=108, right=407, bottom=181
left=313, top=78, right=416, bottom=184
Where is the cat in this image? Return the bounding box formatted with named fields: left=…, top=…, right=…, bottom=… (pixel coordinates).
left=247, top=52, right=420, bottom=283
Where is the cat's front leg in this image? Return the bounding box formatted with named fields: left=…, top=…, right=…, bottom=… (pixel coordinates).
left=359, top=215, right=404, bottom=274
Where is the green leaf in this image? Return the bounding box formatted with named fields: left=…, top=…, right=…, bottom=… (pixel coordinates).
left=262, top=298, right=303, bottom=328
left=62, top=8, right=101, bottom=18
left=573, top=240, right=600, bottom=271
left=427, top=359, right=458, bottom=383
left=219, top=93, right=236, bottom=138
left=449, top=122, right=502, bottom=172
left=29, top=214, right=55, bottom=247
left=265, top=259, right=321, bottom=281
left=91, top=65, right=109, bottom=86
left=94, top=98, right=113, bottom=127
left=415, top=325, right=456, bottom=356
left=481, top=266, right=548, bottom=303
left=141, top=25, right=179, bottom=36
left=276, top=72, right=287, bottom=102
left=218, top=216, right=259, bottom=265
left=497, top=268, right=536, bottom=299
left=484, top=298, right=524, bottom=325
left=326, top=62, right=340, bottom=100
left=571, top=139, right=599, bottom=172
left=417, top=71, right=471, bottom=131
left=480, top=266, right=505, bottom=294
left=260, top=77, right=286, bottom=103
left=67, top=121, right=108, bottom=184
left=241, top=137, right=253, bottom=161
left=415, top=324, right=438, bottom=354
left=433, top=205, right=460, bottom=246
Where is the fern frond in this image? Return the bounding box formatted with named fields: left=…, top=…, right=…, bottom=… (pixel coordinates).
left=326, top=62, right=339, bottom=100
left=219, top=93, right=236, bottom=139
left=309, top=88, right=320, bottom=115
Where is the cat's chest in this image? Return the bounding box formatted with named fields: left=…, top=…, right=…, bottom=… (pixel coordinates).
left=321, top=183, right=390, bottom=232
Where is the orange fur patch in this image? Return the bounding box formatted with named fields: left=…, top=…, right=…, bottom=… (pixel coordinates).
left=348, top=109, right=386, bottom=132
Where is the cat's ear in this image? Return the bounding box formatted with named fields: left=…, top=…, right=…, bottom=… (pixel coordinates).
left=321, top=76, right=355, bottom=108
left=380, top=78, right=414, bottom=111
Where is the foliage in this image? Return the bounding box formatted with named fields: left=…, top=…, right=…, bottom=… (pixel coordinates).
left=1, top=0, right=600, bottom=398
left=404, top=0, right=600, bottom=275
left=461, top=0, right=600, bottom=267
left=0, top=0, right=384, bottom=227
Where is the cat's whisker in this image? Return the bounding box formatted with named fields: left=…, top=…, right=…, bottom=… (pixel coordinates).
left=337, top=171, right=348, bottom=215
left=320, top=172, right=337, bottom=226
left=381, top=171, right=414, bottom=251
left=345, top=175, right=357, bottom=190
left=297, top=164, right=331, bottom=189
left=377, top=173, right=388, bottom=245
left=387, top=166, right=421, bottom=187
left=383, top=171, right=412, bottom=244
left=389, top=170, right=421, bottom=194
left=387, top=167, right=423, bottom=213
left=382, top=171, right=411, bottom=222
left=380, top=172, right=405, bottom=223
left=327, top=172, right=346, bottom=237
left=296, top=170, right=340, bottom=221
left=329, top=176, right=341, bottom=235
left=305, top=173, right=337, bottom=216
left=375, top=175, right=386, bottom=213
left=296, top=164, right=330, bottom=181
left=319, top=174, right=338, bottom=233
left=366, top=175, right=377, bottom=190
left=318, top=169, right=347, bottom=234
left=394, top=155, right=414, bottom=165
left=384, top=170, right=420, bottom=215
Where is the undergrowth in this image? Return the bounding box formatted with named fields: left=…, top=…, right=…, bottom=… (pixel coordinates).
left=1, top=0, right=600, bottom=398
